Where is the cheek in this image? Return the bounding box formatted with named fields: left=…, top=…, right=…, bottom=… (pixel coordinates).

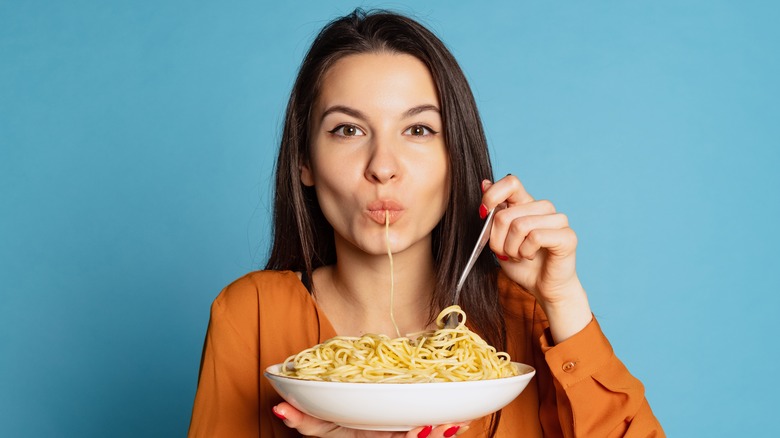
left=312, top=160, right=358, bottom=194
left=312, top=181, right=351, bottom=234
left=308, top=151, right=361, bottom=216
left=417, top=153, right=451, bottom=210
left=432, top=149, right=451, bottom=192
left=309, top=143, right=351, bottom=188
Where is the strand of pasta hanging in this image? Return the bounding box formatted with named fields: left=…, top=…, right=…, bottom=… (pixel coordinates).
left=386, top=210, right=401, bottom=338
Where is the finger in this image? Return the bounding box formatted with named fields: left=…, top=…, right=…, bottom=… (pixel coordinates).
left=481, top=174, right=534, bottom=212
left=499, top=213, right=570, bottom=260
left=272, top=402, right=338, bottom=437
left=489, top=201, right=559, bottom=255
left=406, top=425, right=433, bottom=438
left=480, top=179, right=492, bottom=194
left=429, top=423, right=470, bottom=437
left=495, top=200, right=558, bottom=224
left=516, top=228, right=578, bottom=260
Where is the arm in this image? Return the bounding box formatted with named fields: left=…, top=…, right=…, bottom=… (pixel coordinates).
left=536, top=310, right=664, bottom=437
left=483, top=175, right=664, bottom=436
left=188, top=286, right=261, bottom=437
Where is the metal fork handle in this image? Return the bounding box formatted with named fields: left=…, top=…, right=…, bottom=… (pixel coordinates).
left=443, top=206, right=501, bottom=329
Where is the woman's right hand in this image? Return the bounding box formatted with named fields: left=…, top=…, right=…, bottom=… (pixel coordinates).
left=273, top=403, right=469, bottom=438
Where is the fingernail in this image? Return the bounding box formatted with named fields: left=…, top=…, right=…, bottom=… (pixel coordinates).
left=444, top=426, right=460, bottom=437
left=418, top=425, right=433, bottom=438
left=479, top=204, right=488, bottom=219
left=456, top=426, right=470, bottom=435
left=496, top=254, right=509, bottom=261
left=272, top=406, right=286, bottom=420
left=480, top=180, right=490, bottom=193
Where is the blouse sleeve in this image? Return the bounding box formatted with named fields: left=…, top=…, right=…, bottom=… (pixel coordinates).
left=188, top=282, right=261, bottom=437
left=535, top=308, right=665, bottom=437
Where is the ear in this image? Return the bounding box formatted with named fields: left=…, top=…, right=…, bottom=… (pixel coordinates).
left=300, top=162, right=315, bottom=187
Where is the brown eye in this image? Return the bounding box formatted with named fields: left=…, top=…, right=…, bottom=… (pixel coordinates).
left=404, top=125, right=437, bottom=136
left=329, top=124, right=365, bottom=137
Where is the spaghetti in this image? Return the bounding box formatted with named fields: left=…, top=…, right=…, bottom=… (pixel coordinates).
left=386, top=211, right=401, bottom=338
left=280, top=304, right=517, bottom=382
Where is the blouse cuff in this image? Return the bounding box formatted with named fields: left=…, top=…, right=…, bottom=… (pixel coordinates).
left=539, top=315, right=614, bottom=389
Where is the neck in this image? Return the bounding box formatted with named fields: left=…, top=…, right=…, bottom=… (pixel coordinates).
left=314, top=233, right=437, bottom=337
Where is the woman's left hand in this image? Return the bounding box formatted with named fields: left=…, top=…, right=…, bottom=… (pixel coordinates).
left=481, top=175, right=592, bottom=342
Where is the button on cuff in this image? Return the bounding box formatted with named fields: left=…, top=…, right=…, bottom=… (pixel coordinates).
left=540, top=316, right=615, bottom=388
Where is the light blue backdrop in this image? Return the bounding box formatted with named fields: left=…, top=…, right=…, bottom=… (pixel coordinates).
left=2, top=1, right=778, bottom=436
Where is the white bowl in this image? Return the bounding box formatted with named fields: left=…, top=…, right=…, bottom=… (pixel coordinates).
left=264, top=362, right=536, bottom=431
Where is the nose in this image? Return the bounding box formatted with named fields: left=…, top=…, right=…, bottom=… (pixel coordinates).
left=364, top=135, right=399, bottom=184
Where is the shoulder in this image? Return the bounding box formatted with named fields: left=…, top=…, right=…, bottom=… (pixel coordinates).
left=216, top=269, right=300, bottom=301
left=211, top=270, right=304, bottom=323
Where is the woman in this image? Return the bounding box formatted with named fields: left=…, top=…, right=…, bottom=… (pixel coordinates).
left=188, top=9, right=664, bottom=438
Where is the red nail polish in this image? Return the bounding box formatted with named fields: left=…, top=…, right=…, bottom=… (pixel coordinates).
left=418, top=425, right=433, bottom=438
left=444, top=426, right=460, bottom=437
left=480, top=180, right=488, bottom=193
left=272, top=406, right=286, bottom=420
left=497, top=254, right=509, bottom=261
left=479, top=204, right=488, bottom=219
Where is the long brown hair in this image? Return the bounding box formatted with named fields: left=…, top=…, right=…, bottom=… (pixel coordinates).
left=265, top=9, right=506, bottom=433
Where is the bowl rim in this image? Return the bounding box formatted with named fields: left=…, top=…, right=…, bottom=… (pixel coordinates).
left=263, top=361, right=536, bottom=386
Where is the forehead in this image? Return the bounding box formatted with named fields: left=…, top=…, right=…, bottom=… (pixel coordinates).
left=316, top=52, right=440, bottom=112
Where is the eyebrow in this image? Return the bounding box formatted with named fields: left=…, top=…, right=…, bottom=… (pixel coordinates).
left=320, top=104, right=440, bottom=121
left=321, top=105, right=366, bottom=121
left=403, top=104, right=440, bottom=117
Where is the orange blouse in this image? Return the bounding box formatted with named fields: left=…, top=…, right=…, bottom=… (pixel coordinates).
left=188, top=270, right=664, bottom=437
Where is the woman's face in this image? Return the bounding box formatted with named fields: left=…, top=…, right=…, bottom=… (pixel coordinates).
left=303, top=52, right=450, bottom=257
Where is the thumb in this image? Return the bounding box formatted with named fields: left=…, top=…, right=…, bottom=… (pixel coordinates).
left=273, top=402, right=338, bottom=436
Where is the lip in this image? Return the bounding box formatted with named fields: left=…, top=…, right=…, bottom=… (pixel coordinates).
left=366, top=200, right=405, bottom=225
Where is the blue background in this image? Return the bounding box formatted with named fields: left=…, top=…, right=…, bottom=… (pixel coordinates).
left=2, top=1, right=778, bottom=436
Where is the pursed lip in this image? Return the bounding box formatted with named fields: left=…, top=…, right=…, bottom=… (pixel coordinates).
left=366, top=199, right=405, bottom=225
